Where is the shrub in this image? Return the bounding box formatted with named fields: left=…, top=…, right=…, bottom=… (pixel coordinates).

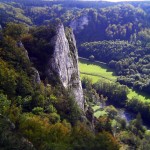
left=32, top=107, right=43, bottom=115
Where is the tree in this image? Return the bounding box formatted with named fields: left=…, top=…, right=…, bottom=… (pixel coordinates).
left=99, top=95, right=108, bottom=108
left=138, top=29, right=150, bottom=47
left=105, top=105, right=118, bottom=119
left=0, top=60, right=17, bottom=96
left=4, top=23, right=28, bottom=41
left=94, top=131, right=120, bottom=150
left=0, top=93, right=10, bottom=116
left=135, top=113, right=143, bottom=130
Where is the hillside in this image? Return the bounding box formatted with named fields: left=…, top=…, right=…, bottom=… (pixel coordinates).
left=0, top=22, right=122, bottom=150
left=1, top=1, right=150, bottom=96
left=79, top=58, right=150, bottom=149
left=79, top=58, right=150, bottom=120
left=1, top=0, right=150, bottom=149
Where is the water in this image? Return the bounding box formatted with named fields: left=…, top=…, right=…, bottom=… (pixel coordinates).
left=100, top=102, right=149, bottom=128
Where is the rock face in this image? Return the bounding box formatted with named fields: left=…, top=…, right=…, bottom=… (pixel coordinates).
left=18, top=41, right=41, bottom=84
left=70, top=15, right=89, bottom=32
left=47, top=24, right=84, bottom=110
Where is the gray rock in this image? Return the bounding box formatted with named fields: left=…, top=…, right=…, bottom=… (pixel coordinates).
left=47, top=24, right=84, bottom=110
left=31, top=67, right=41, bottom=84
left=70, top=15, right=89, bottom=32
left=17, top=41, right=30, bottom=60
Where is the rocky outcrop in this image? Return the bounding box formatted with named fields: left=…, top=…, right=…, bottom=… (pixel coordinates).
left=47, top=24, right=84, bottom=110
left=31, top=67, right=41, bottom=84
left=18, top=41, right=41, bottom=84
left=70, top=15, right=89, bottom=32
left=17, top=41, right=30, bottom=60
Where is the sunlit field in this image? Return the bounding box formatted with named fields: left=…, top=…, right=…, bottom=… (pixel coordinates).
left=79, top=58, right=117, bottom=83
left=79, top=58, right=150, bottom=103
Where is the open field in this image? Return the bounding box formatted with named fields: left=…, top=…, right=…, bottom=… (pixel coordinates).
left=79, top=58, right=150, bottom=103
left=79, top=58, right=117, bottom=83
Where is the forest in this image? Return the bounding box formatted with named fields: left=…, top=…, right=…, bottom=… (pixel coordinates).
left=0, top=21, right=121, bottom=150
left=1, top=0, right=150, bottom=149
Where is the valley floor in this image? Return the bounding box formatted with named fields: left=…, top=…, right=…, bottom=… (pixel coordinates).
left=79, top=58, right=150, bottom=103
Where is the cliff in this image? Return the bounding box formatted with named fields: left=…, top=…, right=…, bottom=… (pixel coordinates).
left=17, top=41, right=41, bottom=84
left=70, top=15, right=89, bottom=33
left=47, top=24, right=84, bottom=110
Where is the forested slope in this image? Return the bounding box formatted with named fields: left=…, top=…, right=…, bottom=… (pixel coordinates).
left=0, top=21, right=120, bottom=149
left=1, top=0, right=150, bottom=149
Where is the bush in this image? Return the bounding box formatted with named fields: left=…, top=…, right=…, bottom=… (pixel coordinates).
left=0, top=93, right=10, bottom=116
left=46, top=104, right=57, bottom=113
left=32, top=107, right=43, bottom=115
left=48, top=113, right=60, bottom=123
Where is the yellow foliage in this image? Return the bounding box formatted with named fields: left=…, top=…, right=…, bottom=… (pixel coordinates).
left=19, top=113, right=71, bottom=149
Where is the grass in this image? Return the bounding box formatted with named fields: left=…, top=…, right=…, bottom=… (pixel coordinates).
left=80, top=74, right=105, bottom=83
left=79, top=58, right=117, bottom=83
left=79, top=58, right=150, bottom=103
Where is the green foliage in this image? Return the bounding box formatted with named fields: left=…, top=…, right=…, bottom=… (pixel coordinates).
left=94, top=131, right=120, bottom=150
left=2, top=2, right=150, bottom=148
left=32, top=107, right=43, bottom=115
left=48, top=113, right=60, bottom=124
left=46, top=104, right=57, bottom=113
left=0, top=60, right=17, bottom=96
left=19, top=113, right=51, bottom=149
left=0, top=24, right=34, bottom=98
left=0, top=2, right=32, bottom=26
left=0, top=116, right=34, bottom=150
left=79, top=54, right=150, bottom=126
left=8, top=105, right=22, bottom=124
left=19, top=114, right=87, bottom=150
left=80, top=40, right=133, bottom=63
left=16, top=72, right=34, bottom=97
left=94, top=81, right=128, bottom=106
left=22, top=25, right=56, bottom=79
left=4, top=23, right=28, bottom=41
left=50, top=94, right=58, bottom=104
left=119, top=131, right=140, bottom=148
left=138, top=28, right=150, bottom=47
left=0, top=93, right=10, bottom=116
left=139, top=131, right=150, bottom=150
left=1, top=1, right=149, bottom=44
left=126, top=97, right=150, bottom=125
left=32, top=93, right=45, bottom=107
left=80, top=39, right=150, bottom=98
left=105, top=105, right=118, bottom=119
left=95, top=116, right=111, bottom=132
left=56, top=94, right=82, bottom=125
left=71, top=122, right=95, bottom=149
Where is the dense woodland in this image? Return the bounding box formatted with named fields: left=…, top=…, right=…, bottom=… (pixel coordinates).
left=82, top=77, right=150, bottom=150
left=1, top=0, right=150, bottom=149
left=0, top=22, right=121, bottom=149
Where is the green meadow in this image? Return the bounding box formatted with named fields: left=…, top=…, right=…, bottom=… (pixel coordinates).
left=79, top=58, right=117, bottom=83
left=79, top=58, right=150, bottom=104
